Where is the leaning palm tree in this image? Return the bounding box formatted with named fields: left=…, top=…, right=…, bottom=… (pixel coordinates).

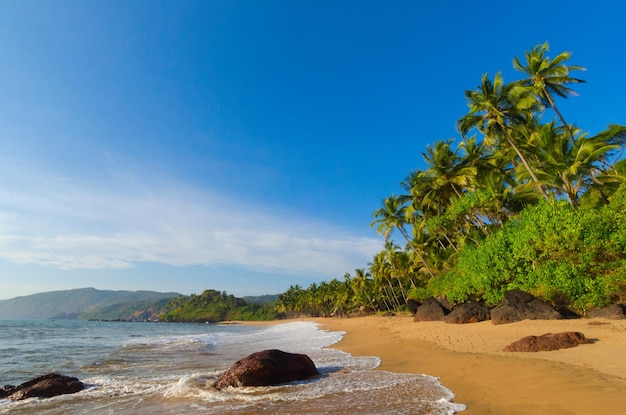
left=369, top=251, right=402, bottom=310
left=419, top=139, right=477, bottom=208
left=513, top=42, right=585, bottom=144
left=350, top=268, right=378, bottom=310
left=577, top=124, right=626, bottom=205
left=371, top=195, right=411, bottom=242
left=371, top=195, right=435, bottom=278
left=457, top=72, right=551, bottom=201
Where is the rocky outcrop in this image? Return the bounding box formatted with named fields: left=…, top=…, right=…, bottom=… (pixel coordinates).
left=0, top=385, right=16, bottom=398
left=587, top=304, right=626, bottom=319
left=413, top=297, right=446, bottom=322
left=1, top=373, right=84, bottom=401
left=349, top=306, right=376, bottom=317
left=436, top=296, right=455, bottom=313
left=491, top=289, right=561, bottom=325
left=406, top=299, right=420, bottom=315
left=213, top=349, right=318, bottom=389
left=503, top=332, right=591, bottom=352
left=445, top=301, right=491, bottom=324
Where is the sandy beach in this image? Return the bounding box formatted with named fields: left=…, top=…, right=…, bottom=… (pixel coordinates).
left=299, top=315, right=626, bottom=414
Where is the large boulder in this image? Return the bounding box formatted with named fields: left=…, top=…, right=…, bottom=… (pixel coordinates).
left=587, top=304, right=626, bottom=319
left=503, top=332, right=591, bottom=352
left=2, top=373, right=84, bottom=401
left=0, top=385, right=16, bottom=398
left=445, top=301, right=491, bottom=324
left=413, top=297, right=445, bottom=322
left=349, top=306, right=376, bottom=317
left=436, top=296, right=455, bottom=313
left=213, top=349, right=318, bottom=389
left=491, top=289, right=561, bottom=325
left=406, top=299, right=420, bottom=315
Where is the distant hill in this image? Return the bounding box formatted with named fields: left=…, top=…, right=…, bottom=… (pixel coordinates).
left=78, top=297, right=176, bottom=321
left=0, top=288, right=180, bottom=320
left=161, top=289, right=280, bottom=322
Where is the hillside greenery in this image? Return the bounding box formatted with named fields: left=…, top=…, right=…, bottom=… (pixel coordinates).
left=0, top=288, right=180, bottom=320
left=78, top=298, right=174, bottom=321
left=272, top=42, right=626, bottom=317
left=160, top=290, right=280, bottom=322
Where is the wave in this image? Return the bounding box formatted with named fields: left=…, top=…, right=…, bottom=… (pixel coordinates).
left=0, top=321, right=465, bottom=414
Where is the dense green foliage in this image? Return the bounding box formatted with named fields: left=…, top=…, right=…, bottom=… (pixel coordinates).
left=161, top=289, right=279, bottom=322
left=428, top=188, right=626, bottom=311
left=273, top=43, right=626, bottom=317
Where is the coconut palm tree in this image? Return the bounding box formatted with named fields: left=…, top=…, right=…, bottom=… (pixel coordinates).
left=457, top=72, right=551, bottom=201
left=371, top=195, right=435, bottom=278
left=574, top=125, right=626, bottom=205
left=418, top=139, right=477, bottom=211
left=513, top=42, right=585, bottom=144
left=371, top=195, right=411, bottom=242
left=382, top=241, right=416, bottom=302
left=350, top=268, right=377, bottom=310
left=369, top=251, right=401, bottom=310
left=516, top=120, right=621, bottom=206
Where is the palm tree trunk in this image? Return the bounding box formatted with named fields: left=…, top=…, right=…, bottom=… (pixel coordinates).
left=503, top=128, right=551, bottom=201
left=544, top=89, right=576, bottom=145
left=389, top=280, right=402, bottom=309
left=442, top=233, right=460, bottom=254
left=398, top=227, right=435, bottom=278
left=395, top=275, right=408, bottom=303
left=381, top=283, right=398, bottom=310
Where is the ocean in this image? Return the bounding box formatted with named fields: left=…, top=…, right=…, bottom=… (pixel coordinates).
left=0, top=319, right=465, bottom=414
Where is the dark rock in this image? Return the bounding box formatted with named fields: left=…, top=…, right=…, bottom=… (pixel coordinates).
left=587, top=304, right=626, bottom=319
left=491, top=290, right=561, bottom=325
left=406, top=299, right=420, bottom=315
left=5, top=373, right=84, bottom=401
left=213, top=349, right=318, bottom=389
left=436, top=296, right=455, bottom=313
left=503, top=332, right=591, bottom=352
left=445, top=301, right=491, bottom=324
left=0, top=385, right=17, bottom=398
left=413, top=297, right=445, bottom=322
left=504, top=289, right=535, bottom=304
left=349, top=306, right=375, bottom=317
left=557, top=307, right=581, bottom=319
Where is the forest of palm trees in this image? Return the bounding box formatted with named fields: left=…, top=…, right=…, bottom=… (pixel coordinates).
left=274, top=43, right=626, bottom=318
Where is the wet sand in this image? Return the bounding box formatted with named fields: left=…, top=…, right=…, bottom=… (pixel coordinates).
left=305, top=315, right=626, bottom=414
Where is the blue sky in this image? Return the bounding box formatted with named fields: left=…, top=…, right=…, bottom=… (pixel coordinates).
left=1, top=0, right=625, bottom=299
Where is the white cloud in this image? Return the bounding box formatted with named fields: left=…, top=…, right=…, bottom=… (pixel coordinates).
left=0, top=161, right=381, bottom=278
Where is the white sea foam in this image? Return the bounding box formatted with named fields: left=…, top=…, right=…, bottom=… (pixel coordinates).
left=122, top=332, right=225, bottom=350
left=0, top=320, right=466, bottom=414
left=155, top=322, right=465, bottom=414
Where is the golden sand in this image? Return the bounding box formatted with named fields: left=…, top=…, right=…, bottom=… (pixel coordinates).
left=280, top=315, right=626, bottom=414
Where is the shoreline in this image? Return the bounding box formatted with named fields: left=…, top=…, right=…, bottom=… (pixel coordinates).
left=261, top=315, right=626, bottom=414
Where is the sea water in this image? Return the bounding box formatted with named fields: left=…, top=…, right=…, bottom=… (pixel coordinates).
left=0, top=319, right=465, bottom=414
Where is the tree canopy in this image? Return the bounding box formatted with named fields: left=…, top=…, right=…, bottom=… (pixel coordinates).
left=272, top=43, right=626, bottom=318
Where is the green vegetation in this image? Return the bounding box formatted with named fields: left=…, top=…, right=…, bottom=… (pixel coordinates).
left=160, top=290, right=280, bottom=322
left=79, top=298, right=173, bottom=321
left=273, top=42, right=626, bottom=317
left=0, top=287, right=278, bottom=322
